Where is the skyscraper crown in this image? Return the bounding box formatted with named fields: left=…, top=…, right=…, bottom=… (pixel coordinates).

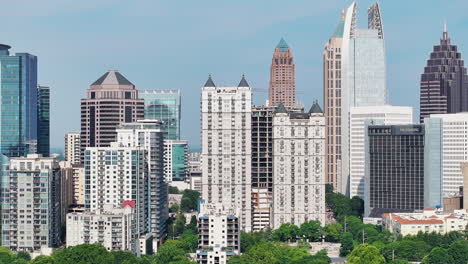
left=91, top=70, right=134, bottom=88
left=276, top=38, right=289, bottom=52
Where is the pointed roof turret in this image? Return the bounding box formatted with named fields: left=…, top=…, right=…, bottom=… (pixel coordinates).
left=275, top=102, right=288, bottom=114
left=276, top=38, right=289, bottom=52
left=204, top=75, right=216, bottom=87
left=238, top=74, right=249, bottom=87
left=309, top=100, right=323, bottom=114
left=92, top=70, right=133, bottom=86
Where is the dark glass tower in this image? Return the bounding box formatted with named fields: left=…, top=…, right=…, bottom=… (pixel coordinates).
left=0, top=44, right=38, bottom=157
left=365, top=125, right=425, bottom=217
left=420, top=27, right=468, bottom=122
left=37, top=85, right=50, bottom=156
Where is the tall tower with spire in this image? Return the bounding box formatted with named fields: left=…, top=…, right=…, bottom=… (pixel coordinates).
left=420, top=25, right=468, bottom=122
left=268, top=38, right=295, bottom=106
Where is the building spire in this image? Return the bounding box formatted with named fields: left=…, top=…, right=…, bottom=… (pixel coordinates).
left=442, top=21, right=449, bottom=41
left=204, top=74, right=216, bottom=87
left=238, top=74, right=249, bottom=87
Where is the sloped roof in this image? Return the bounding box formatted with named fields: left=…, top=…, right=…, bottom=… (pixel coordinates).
left=204, top=75, right=216, bottom=87
left=238, top=75, right=249, bottom=87
left=275, top=102, right=288, bottom=114
left=276, top=38, right=289, bottom=52
left=309, top=101, right=323, bottom=114
left=91, top=70, right=133, bottom=86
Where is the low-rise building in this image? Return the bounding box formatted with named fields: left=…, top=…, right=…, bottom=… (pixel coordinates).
left=66, top=202, right=136, bottom=253
left=196, top=202, right=240, bottom=264
left=382, top=208, right=468, bottom=236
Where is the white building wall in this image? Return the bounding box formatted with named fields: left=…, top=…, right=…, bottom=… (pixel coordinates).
left=201, top=85, right=252, bottom=232
left=272, top=111, right=326, bottom=228
left=428, top=113, right=468, bottom=196
left=65, top=132, right=81, bottom=165
left=349, top=106, right=413, bottom=198
left=66, top=205, right=135, bottom=252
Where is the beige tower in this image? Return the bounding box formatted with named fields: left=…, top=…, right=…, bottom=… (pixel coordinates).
left=80, top=70, right=144, bottom=162
left=323, top=12, right=345, bottom=192
left=268, top=38, right=295, bottom=107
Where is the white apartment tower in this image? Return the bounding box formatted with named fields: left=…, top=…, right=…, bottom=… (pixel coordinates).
left=349, top=106, right=413, bottom=199
left=201, top=75, right=252, bottom=232
left=84, top=145, right=148, bottom=236
left=271, top=102, right=326, bottom=228
left=1, top=154, right=61, bottom=252
left=65, top=132, right=81, bottom=165
left=66, top=203, right=136, bottom=252
left=115, top=120, right=168, bottom=246
left=196, top=202, right=241, bottom=264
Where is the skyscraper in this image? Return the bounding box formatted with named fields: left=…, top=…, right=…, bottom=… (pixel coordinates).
left=201, top=75, right=252, bottom=232
left=268, top=38, right=295, bottom=107
left=64, top=132, right=81, bottom=165
left=163, top=140, right=189, bottom=183
left=340, top=2, right=387, bottom=194
left=116, top=120, right=167, bottom=247
left=1, top=154, right=61, bottom=251
left=349, top=106, right=413, bottom=199
left=0, top=44, right=38, bottom=157
left=365, top=125, right=426, bottom=217
left=37, top=85, right=50, bottom=157
left=419, top=26, right=468, bottom=122
left=324, top=11, right=345, bottom=192
left=271, top=102, right=326, bottom=228
left=80, top=70, right=144, bottom=161
left=140, top=90, right=181, bottom=140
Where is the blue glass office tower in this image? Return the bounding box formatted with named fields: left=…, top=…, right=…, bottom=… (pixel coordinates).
left=0, top=44, right=38, bottom=157
left=140, top=90, right=181, bottom=140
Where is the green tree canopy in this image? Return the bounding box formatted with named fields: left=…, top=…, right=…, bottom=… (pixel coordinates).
left=52, top=244, right=114, bottom=264
left=346, top=244, right=385, bottom=264
left=339, top=232, right=354, bottom=257
left=323, top=222, right=342, bottom=242
left=449, top=240, right=468, bottom=264
left=421, top=247, right=454, bottom=264
left=299, top=220, right=322, bottom=242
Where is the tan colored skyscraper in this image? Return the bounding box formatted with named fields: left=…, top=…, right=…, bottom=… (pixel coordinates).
left=80, top=70, right=144, bottom=161
left=324, top=12, right=345, bottom=192
left=268, top=38, right=295, bottom=106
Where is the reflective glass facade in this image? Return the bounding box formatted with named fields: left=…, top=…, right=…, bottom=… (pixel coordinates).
left=347, top=29, right=387, bottom=107
left=140, top=90, right=181, bottom=140
left=37, top=85, right=50, bottom=156
left=0, top=45, right=38, bottom=157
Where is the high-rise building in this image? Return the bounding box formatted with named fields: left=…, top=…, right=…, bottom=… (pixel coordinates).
left=420, top=26, right=468, bottom=122
left=250, top=104, right=303, bottom=231
left=140, top=90, right=181, bottom=140
left=364, top=125, right=426, bottom=217
left=65, top=132, right=81, bottom=165
left=37, top=85, right=50, bottom=157
left=324, top=12, right=345, bottom=193
left=268, top=38, right=295, bottom=107
left=196, top=202, right=240, bottom=264
left=201, top=75, right=252, bottom=232
left=67, top=203, right=136, bottom=253
left=340, top=2, right=387, bottom=194
left=59, top=161, right=74, bottom=224
left=116, top=120, right=167, bottom=246
left=1, top=154, right=61, bottom=251
left=84, top=145, right=148, bottom=236
left=188, top=152, right=202, bottom=194
left=424, top=113, right=468, bottom=197
left=163, top=140, right=188, bottom=183
left=80, top=70, right=144, bottom=161
left=0, top=44, right=38, bottom=157
left=71, top=164, right=85, bottom=206
left=271, top=102, right=326, bottom=228
left=349, top=106, right=413, bottom=199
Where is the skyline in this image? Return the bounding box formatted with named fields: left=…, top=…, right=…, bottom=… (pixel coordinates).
left=2, top=0, right=468, bottom=149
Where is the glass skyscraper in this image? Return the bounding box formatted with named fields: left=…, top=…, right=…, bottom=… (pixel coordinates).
left=140, top=90, right=181, bottom=140
left=37, top=85, right=50, bottom=156
left=0, top=44, right=38, bottom=157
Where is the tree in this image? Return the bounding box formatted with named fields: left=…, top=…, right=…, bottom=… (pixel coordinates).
left=185, top=215, right=197, bottom=233
left=173, top=213, right=186, bottom=237
left=339, top=232, right=354, bottom=257
left=168, top=186, right=180, bottom=194
left=0, top=247, right=16, bottom=264
left=169, top=204, right=180, bottom=213
left=272, top=223, right=299, bottom=242
left=449, top=240, right=468, bottom=264
left=323, top=222, right=342, bottom=242
left=421, top=247, right=454, bottom=264
left=299, top=220, right=322, bottom=242
left=52, top=243, right=114, bottom=264
left=29, top=256, right=57, bottom=264
left=388, top=260, right=410, bottom=264
left=179, top=229, right=198, bottom=253
left=16, top=251, right=31, bottom=262
left=350, top=196, right=364, bottom=218
left=346, top=244, right=385, bottom=264
left=110, top=250, right=138, bottom=264
left=180, top=190, right=200, bottom=212
left=382, top=240, right=431, bottom=262
left=154, top=240, right=191, bottom=264
left=240, top=231, right=271, bottom=253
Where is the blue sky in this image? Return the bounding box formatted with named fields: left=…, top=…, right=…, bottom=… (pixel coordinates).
left=2, top=0, right=468, bottom=150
